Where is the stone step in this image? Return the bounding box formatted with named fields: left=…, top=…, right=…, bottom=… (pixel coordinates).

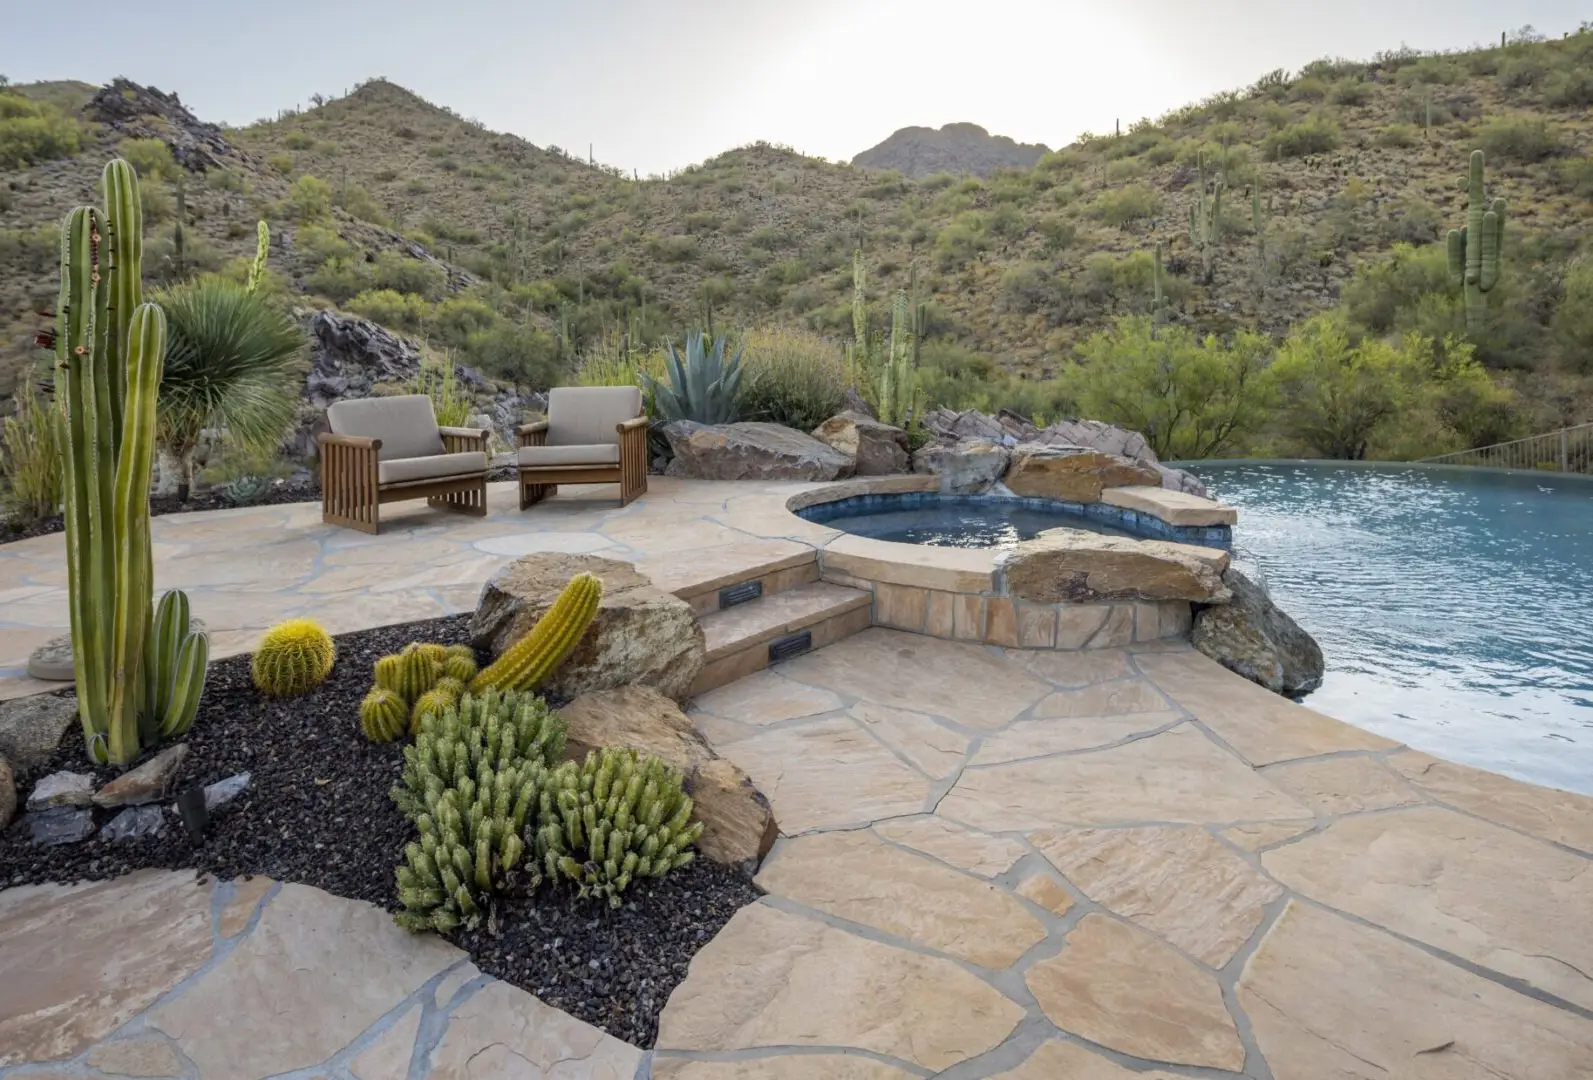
left=668, top=549, right=820, bottom=618
left=690, top=582, right=872, bottom=696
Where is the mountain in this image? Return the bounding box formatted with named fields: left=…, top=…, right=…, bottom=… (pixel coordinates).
left=3, top=31, right=1592, bottom=430
left=852, top=123, right=1050, bottom=178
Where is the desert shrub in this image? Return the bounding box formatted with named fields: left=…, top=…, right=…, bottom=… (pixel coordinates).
left=289, top=174, right=333, bottom=221
left=1475, top=116, right=1558, bottom=162
left=1396, top=57, right=1461, bottom=86
left=432, top=296, right=497, bottom=343
left=987, top=203, right=1026, bottom=239
left=738, top=326, right=849, bottom=431
left=0, top=224, right=59, bottom=274
left=1093, top=184, right=1158, bottom=227
left=0, top=93, right=83, bottom=168
left=266, top=152, right=294, bottom=174
left=1379, top=196, right=1443, bottom=246
left=1329, top=79, right=1370, bottom=106
left=304, top=258, right=370, bottom=303
left=1553, top=259, right=1593, bottom=374
left=1288, top=76, right=1328, bottom=102
left=1497, top=55, right=1548, bottom=90
left=347, top=288, right=429, bottom=331
left=116, top=136, right=180, bottom=180
left=935, top=215, right=989, bottom=269
left=1, top=375, right=62, bottom=522
left=1545, top=68, right=1593, bottom=108
left=1557, top=156, right=1593, bottom=199
left=339, top=182, right=390, bottom=226
left=1377, top=123, right=1420, bottom=149
left=915, top=341, right=1073, bottom=421
left=1104, top=157, right=1147, bottom=183
left=296, top=223, right=357, bottom=267
left=1062, top=316, right=1274, bottom=459
left=463, top=321, right=562, bottom=388
left=1038, top=213, right=1078, bottom=253
left=371, top=250, right=447, bottom=300
left=1265, top=114, right=1339, bottom=159
left=646, top=234, right=697, bottom=263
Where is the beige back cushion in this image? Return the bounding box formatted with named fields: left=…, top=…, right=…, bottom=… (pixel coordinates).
left=547, top=386, right=643, bottom=446
left=326, top=395, right=444, bottom=461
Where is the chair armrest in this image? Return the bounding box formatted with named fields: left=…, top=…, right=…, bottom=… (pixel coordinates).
left=318, top=432, right=383, bottom=452
left=616, top=416, right=650, bottom=433
left=517, top=420, right=549, bottom=449
left=438, top=426, right=488, bottom=454
left=437, top=426, right=489, bottom=441
left=517, top=420, right=549, bottom=436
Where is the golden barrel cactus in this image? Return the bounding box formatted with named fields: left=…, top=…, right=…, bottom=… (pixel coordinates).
left=251, top=619, right=336, bottom=697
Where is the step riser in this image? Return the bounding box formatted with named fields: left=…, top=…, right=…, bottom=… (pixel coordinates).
left=678, top=558, right=819, bottom=618
left=690, top=604, right=871, bottom=696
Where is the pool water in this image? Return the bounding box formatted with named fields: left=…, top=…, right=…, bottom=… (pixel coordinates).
left=1190, top=462, right=1593, bottom=796
left=802, top=495, right=1139, bottom=548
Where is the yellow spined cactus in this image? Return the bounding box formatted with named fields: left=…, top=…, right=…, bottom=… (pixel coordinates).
left=471, top=573, right=603, bottom=693
left=411, top=642, right=449, bottom=665
left=373, top=654, right=403, bottom=695
left=360, top=687, right=408, bottom=742
left=441, top=652, right=478, bottom=684
left=410, top=687, right=458, bottom=734
left=434, top=676, right=466, bottom=700
left=251, top=619, right=336, bottom=698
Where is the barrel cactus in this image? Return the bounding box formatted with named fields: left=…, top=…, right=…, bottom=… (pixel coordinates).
left=471, top=573, right=602, bottom=693
left=360, top=687, right=408, bottom=743
left=251, top=618, right=336, bottom=697
left=1446, top=149, right=1507, bottom=335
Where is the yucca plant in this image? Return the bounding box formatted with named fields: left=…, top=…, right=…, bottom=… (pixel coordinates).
left=1, top=373, right=62, bottom=522
left=644, top=330, right=744, bottom=424
left=411, top=353, right=473, bottom=428
left=156, top=276, right=306, bottom=502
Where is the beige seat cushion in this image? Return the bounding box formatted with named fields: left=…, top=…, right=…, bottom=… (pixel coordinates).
left=519, top=444, right=621, bottom=468
left=546, top=386, right=643, bottom=446
left=327, top=395, right=445, bottom=460
left=378, top=451, right=487, bottom=486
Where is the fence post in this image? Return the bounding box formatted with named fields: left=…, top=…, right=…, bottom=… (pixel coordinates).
left=1562, top=429, right=1570, bottom=473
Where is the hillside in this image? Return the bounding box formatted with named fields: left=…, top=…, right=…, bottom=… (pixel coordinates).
left=852, top=123, right=1051, bottom=178
left=3, top=30, right=1593, bottom=432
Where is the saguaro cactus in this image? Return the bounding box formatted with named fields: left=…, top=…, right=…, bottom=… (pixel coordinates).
left=56, top=159, right=207, bottom=765
left=1446, top=150, right=1506, bottom=336
left=1188, top=151, right=1223, bottom=284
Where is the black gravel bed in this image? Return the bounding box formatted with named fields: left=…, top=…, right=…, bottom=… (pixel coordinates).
left=0, top=615, right=760, bottom=1047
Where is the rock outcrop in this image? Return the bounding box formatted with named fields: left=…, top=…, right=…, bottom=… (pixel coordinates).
left=811, top=412, right=909, bottom=476
left=471, top=554, right=704, bottom=701
left=662, top=421, right=854, bottom=481
left=1004, top=448, right=1162, bottom=503
left=911, top=440, right=1011, bottom=493
left=1193, top=569, right=1325, bottom=697
left=1000, top=529, right=1232, bottom=604
left=853, top=123, right=1050, bottom=179
left=560, top=686, right=777, bottom=870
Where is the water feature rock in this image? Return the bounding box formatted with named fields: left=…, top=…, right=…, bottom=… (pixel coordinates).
left=203, top=772, right=253, bottom=812
left=102, top=805, right=169, bottom=842
left=472, top=554, right=705, bottom=702
left=1004, top=447, right=1161, bottom=503
left=93, top=744, right=189, bottom=809
left=27, top=771, right=96, bottom=811
left=662, top=421, right=855, bottom=481
left=27, top=807, right=95, bottom=846
left=911, top=440, right=1011, bottom=493
left=1000, top=529, right=1231, bottom=604
left=811, top=411, right=909, bottom=476
left=560, top=685, right=777, bottom=871
left=0, top=695, right=78, bottom=767
left=0, top=756, right=14, bottom=829
left=1193, top=569, right=1324, bottom=697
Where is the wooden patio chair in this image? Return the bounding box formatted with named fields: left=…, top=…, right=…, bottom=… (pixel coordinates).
left=516, top=386, right=648, bottom=510
left=318, top=394, right=490, bottom=534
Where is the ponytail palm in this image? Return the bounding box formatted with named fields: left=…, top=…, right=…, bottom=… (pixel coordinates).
left=157, top=276, right=306, bottom=501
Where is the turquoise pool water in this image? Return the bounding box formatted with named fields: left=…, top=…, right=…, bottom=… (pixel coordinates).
left=1189, top=463, right=1593, bottom=796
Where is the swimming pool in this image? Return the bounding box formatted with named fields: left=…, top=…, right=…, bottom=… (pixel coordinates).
left=1188, top=462, right=1593, bottom=796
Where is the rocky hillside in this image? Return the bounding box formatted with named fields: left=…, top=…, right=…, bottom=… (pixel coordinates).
left=852, top=123, right=1050, bottom=178
left=3, top=30, right=1593, bottom=428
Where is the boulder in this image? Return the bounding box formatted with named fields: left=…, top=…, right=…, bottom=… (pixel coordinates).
left=0, top=756, right=14, bottom=830
left=1004, top=447, right=1161, bottom=503
left=1037, top=418, right=1155, bottom=463
left=0, top=694, right=78, bottom=767
left=560, top=686, right=777, bottom=871
left=1193, top=569, right=1324, bottom=698
left=911, top=440, right=1011, bottom=494
left=811, top=411, right=909, bottom=476
left=471, top=554, right=704, bottom=702
left=662, top=421, right=854, bottom=481
left=93, top=744, right=189, bottom=808
left=1000, top=528, right=1232, bottom=604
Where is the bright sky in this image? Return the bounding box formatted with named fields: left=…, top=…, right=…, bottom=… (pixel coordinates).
left=1, top=1, right=1585, bottom=175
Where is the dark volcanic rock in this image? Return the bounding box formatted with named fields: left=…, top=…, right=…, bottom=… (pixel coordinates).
left=853, top=122, right=1050, bottom=178
left=1193, top=568, right=1325, bottom=698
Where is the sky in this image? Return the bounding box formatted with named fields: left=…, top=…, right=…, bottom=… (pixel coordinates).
left=1, top=1, right=1587, bottom=176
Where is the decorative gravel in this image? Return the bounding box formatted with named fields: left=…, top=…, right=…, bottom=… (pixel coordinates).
left=0, top=615, right=760, bottom=1047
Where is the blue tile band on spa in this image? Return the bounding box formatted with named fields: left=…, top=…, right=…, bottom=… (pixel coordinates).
left=796, top=492, right=1233, bottom=549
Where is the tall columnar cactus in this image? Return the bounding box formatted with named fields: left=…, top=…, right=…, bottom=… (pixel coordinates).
left=471, top=573, right=603, bottom=693
left=1446, top=150, right=1507, bottom=336
left=246, top=220, right=270, bottom=293
left=1188, top=151, right=1223, bottom=284
left=57, top=160, right=207, bottom=765
left=878, top=290, right=920, bottom=428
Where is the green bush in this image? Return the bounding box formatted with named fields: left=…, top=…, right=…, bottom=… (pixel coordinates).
left=1553, top=259, right=1593, bottom=374
left=305, top=258, right=369, bottom=304
left=1475, top=116, right=1559, bottom=162
left=1557, top=156, right=1593, bottom=199
left=1093, top=184, right=1158, bottom=227
left=1395, top=57, right=1461, bottom=86
left=1377, top=124, right=1419, bottom=149
left=339, top=182, right=390, bottom=226
left=0, top=93, right=83, bottom=168
left=1545, top=69, right=1593, bottom=108
left=371, top=250, right=447, bottom=300
left=1329, top=79, right=1370, bottom=106
left=1497, top=55, right=1548, bottom=89
left=117, top=137, right=178, bottom=180
left=464, top=321, right=562, bottom=387
left=0, top=224, right=59, bottom=274
left=934, top=215, right=989, bottom=269
left=289, top=174, right=334, bottom=221
left=1265, top=114, right=1339, bottom=159
left=347, top=288, right=429, bottom=330
left=1038, top=214, right=1078, bottom=254
left=737, top=326, right=849, bottom=431
left=1, top=375, right=62, bottom=522
left=1288, top=76, right=1328, bottom=102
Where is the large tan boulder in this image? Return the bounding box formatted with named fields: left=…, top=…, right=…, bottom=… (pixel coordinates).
left=471, top=554, right=704, bottom=702
left=1193, top=569, right=1324, bottom=697
left=662, top=421, right=854, bottom=481
left=559, top=686, right=777, bottom=871
left=911, top=439, right=1010, bottom=493
left=1004, top=446, right=1161, bottom=503
left=1000, top=528, right=1232, bottom=604
left=811, top=411, right=909, bottom=475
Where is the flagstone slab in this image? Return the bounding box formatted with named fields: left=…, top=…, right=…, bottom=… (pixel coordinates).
left=1263, top=754, right=1425, bottom=816
left=349, top=1004, right=421, bottom=1080
left=849, top=702, right=969, bottom=778
left=990, top=1040, right=1187, bottom=1080
left=970, top=712, right=1181, bottom=766
left=656, top=903, right=1024, bottom=1071
left=1032, top=677, right=1175, bottom=718
left=422, top=980, right=641, bottom=1079
left=1239, top=900, right=1593, bottom=1080
left=755, top=831, right=1046, bottom=967
left=1221, top=821, right=1315, bottom=852
left=1031, top=825, right=1283, bottom=967
left=1014, top=874, right=1075, bottom=915
left=717, top=717, right=932, bottom=833
left=652, top=1057, right=918, bottom=1079
left=84, top=1036, right=185, bottom=1077
left=871, top=815, right=1029, bottom=878
left=1387, top=748, right=1593, bottom=854
left=1136, top=650, right=1400, bottom=765
left=1009, top=647, right=1135, bottom=686
left=1025, top=914, right=1244, bottom=1070
left=774, top=628, right=1048, bottom=730
left=0, top=871, right=215, bottom=1067
left=1263, top=805, right=1593, bottom=1010
left=147, top=882, right=459, bottom=1080
left=940, top=726, right=1312, bottom=832
left=691, top=669, right=844, bottom=725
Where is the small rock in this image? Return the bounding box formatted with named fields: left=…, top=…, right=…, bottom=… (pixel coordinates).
left=27, top=807, right=96, bottom=846
left=204, top=771, right=252, bottom=812
left=0, top=755, right=14, bottom=829
left=102, top=804, right=169, bottom=842
left=25, top=634, right=74, bottom=681
left=27, top=770, right=96, bottom=810
left=0, top=694, right=78, bottom=768
left=93, top=743, right=190, bottom=808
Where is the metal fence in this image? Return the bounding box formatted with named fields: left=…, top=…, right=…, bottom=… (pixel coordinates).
left=1420, top=422, right=1593, bottom=474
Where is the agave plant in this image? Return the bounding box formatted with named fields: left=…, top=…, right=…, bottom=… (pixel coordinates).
left=645, top=330, right=744, bottom=424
